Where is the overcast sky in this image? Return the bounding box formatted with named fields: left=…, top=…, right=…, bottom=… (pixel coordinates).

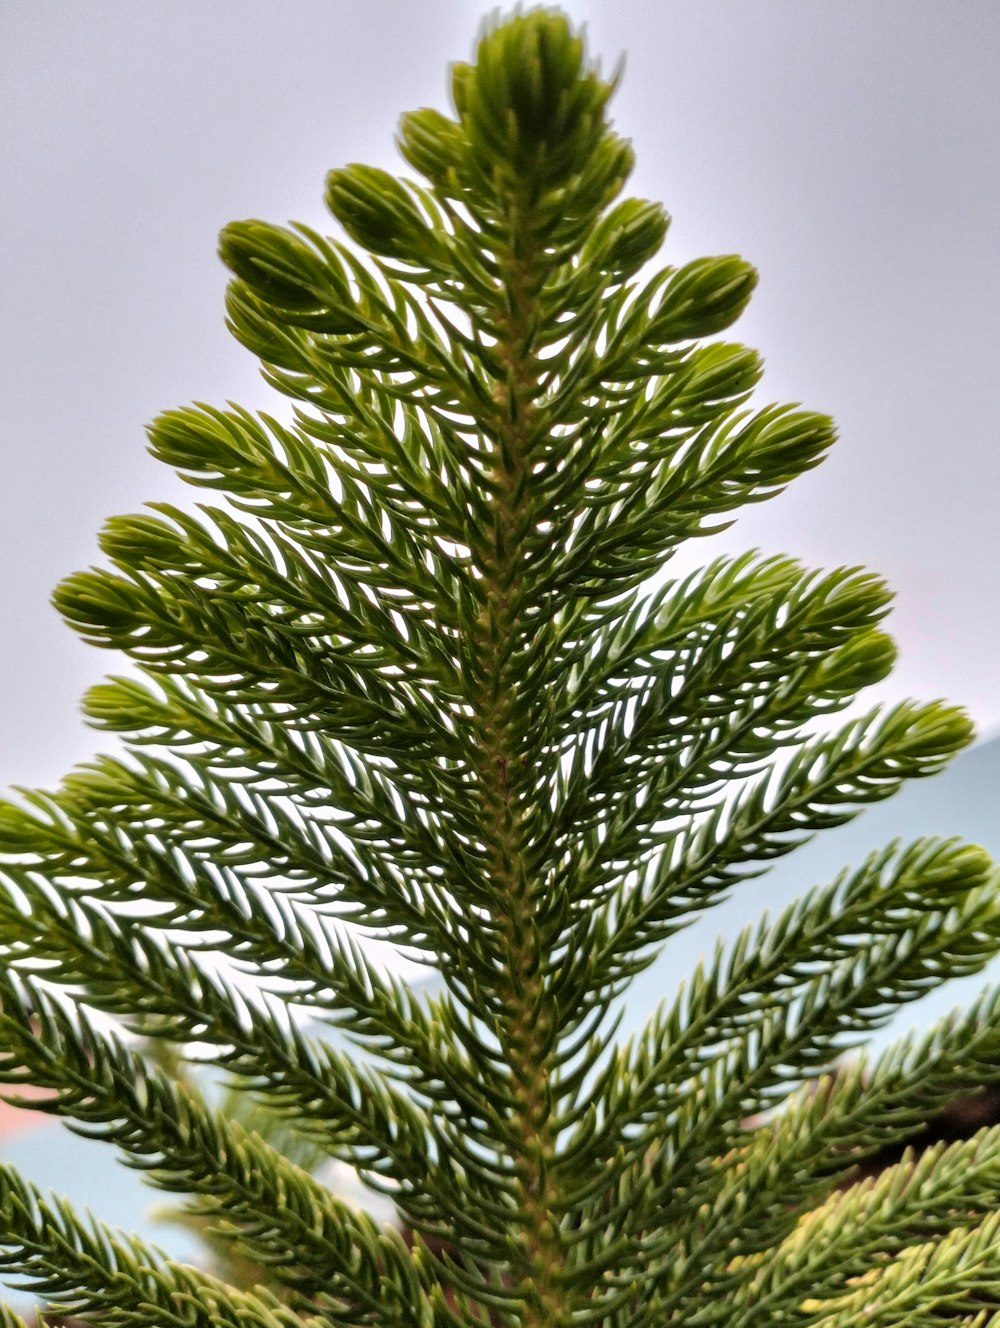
left=2, top=1, right=999, bottom=802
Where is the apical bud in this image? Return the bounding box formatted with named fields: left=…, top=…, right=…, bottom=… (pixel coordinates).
left=397, top=108, right=466, bottom=189
left=326, top=164, right=437, bottom=265
left=455, top=11, right=614, bottom=192
left=649, top=255, right=757, bottom=343
left=587, top=199, right=669, bottom=278
left=219, top=220, right=360, bottom=333
left=679, top=343, right=763, bottom=406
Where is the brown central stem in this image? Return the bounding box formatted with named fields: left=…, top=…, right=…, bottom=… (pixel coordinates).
left=468, top=229, right=568, bottom=1327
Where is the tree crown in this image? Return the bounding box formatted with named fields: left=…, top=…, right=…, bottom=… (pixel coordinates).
left=1, top=9, right=999, bottom=1328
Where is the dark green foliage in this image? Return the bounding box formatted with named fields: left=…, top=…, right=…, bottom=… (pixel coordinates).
left=2, top=9, right=1000, bottom=1327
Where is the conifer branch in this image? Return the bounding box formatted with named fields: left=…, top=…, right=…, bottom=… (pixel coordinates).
left=0, top=974, right=424, bottom=1319
left=0, top=1165, right=323, bottom=1328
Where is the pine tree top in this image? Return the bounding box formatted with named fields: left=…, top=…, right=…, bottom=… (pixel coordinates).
left=1, top=9, right=999, bottom=1328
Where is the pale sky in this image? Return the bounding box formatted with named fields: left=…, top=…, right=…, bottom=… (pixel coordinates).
left=2, top=3, right=998, bottom=791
